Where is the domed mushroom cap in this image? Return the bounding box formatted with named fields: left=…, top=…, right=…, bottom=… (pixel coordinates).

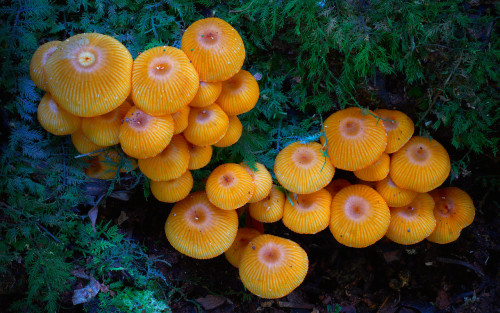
left=386, top=193, right=436, bottom=245
left=324, top=107, right=387, bottom=171
left=45, top=33, right=132, bottom=117
left=71, top=129, right=104, bottom=155
left=206, top=163, right=255, bottom=210
left=354, top=153, right=390, bottom=182
left=274, top=142, right=335, bottom=194
left=132, top=46, right=199, bottom=116
left=184, top=103, right=229, bottom=146
left=390, top=136, right=451, bottom=193
left=214, top=115, right=243, bottom=147
left=374, top=109, right=414, bottom=154
left=187, top=142, right=213, bottom=170
left=225, top=227, right=262, bottom=268
left=172, top=105, right=190, bottom=135
left=189, top=81, right=222, bottom=108
left=181, top=18, right=245, bottom=82
left=375, top=176, right=418, bottom=207
left=427, top=187, right=475, bottom=244
left=216, top=70, right=259, bottom=116
left=325, top=179, right=351, bottom=198
left=283, top=189, right=332, bottom=234
left=239, top=234, right=308, bottom=299
left=30, top=41, right=61, bottom=91
left=81, top=100, right=131, bottom=146
left=37, top=92, right=81, bottom=135
left=150, top=170, right=193, bottom=203
left=330, top=184, right=391, bottom=248
left=165, top=191, right=238, bottom=259
left=240, top=162, right=273, bottom=203
left=249, top=185, right=286, bottom=223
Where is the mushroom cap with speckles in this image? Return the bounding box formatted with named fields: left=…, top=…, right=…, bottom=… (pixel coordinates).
left=354, top=153, right=390, bottom=182
left=81, top=100, right=131, bottom=146
left=189, top=81, right=222, bottom=108
left=283, top=189, right=332, bottom=234
left=30, top=41, right=61, bottom=91
left=187, top=142, right=213, bottom=170
left=249, top=185, right=286, bottom=223
left=375, top=176, right=418, bottom=207
left=183, top=103, right=229, bottom=146
left=37, top=92, right=81, bottom=135
left=71, top=129, right=104, bottom=155
left=206, top=163, right=255, bottom=210
left=216, top=69, right=259, bottom=116
left=150, top=170, right=193, bottom=203
left=374, top=109, right=415, bottom=154
left=172, top=105, right=190, bottom=135
left=214, top=115, right=243, bottom=148
left=240, top=162, right=273, bottom=203
left=225, top=227, right=262, bottom=268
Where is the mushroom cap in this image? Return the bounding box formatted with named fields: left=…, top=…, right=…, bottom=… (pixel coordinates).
left=249, top=185, right=286, bottom=223
left=240, top=162, right=273, bottom=203
left=329, top=184, right=391, bottom=248
left=81, top=100, right=132, bottom=146
left=165, top=191, right=238, bottom=259
left=216, top=70, right=259, bottom=116
left=138, top=134, right=190, bottom=181
left=324, top=107, right=387, bottom=171
left=390, top=136, right=451, bottom=193
left=84, top=150, right=126, bottom=180
left=374, top=109, right=414, bottom=154
left=150, top=170, right=193, bottom=203
left=386, top=193, right=437, bottom=245
left=181, top=18, right=245, bottom=82
left=132, top=46, right=199, bottom=116
left=30, top=41, right=61, bottom=91
left=206, top=163, right=255, bottom=210
left=183, top=103, right=229, bottom=146
left=71, top=129, right=104, bottom=155
left=214, top=115, right=243, bottom=147
left=375, top=176, right=418, bottom=207
left=353, top=153, right=390, bottom=181
left=239, top=234, right=308, bottom=299
left=427, top=187, right=475, bottom=244
left=325, top=179, right=351, bottom=198
left=274, top=142, right=335, bottom=194
left=172, top=105, right=190, bottom=135
left=37, top=92, right=81, bottom=135
left=189, top=81, right=222, bottom=108
left=45, top=33, right=132, bottom=117
left=119, top=106, right=174, bottom=159
left=283, top=189, right=332, bottom=234
left=225, top=227, right=262, bottom=268
left=187, top=142, right=213, bottom=170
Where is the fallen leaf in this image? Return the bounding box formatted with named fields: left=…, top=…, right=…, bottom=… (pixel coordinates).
left=195, top=295, right=227, bottom=310
left=72, top=277, right=100, bottom=305
left=117, top=211, right=128, bottom=225
left=88, top=206, right=98, bottom=233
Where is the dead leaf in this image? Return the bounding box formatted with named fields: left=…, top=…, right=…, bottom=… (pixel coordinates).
left=72, top=277, right=100, bottom=305
left=195, top=295, right=227, bottom=310
left=117, top=211, right=128, bottom=225
left=88, top=206, right=98, bottom=233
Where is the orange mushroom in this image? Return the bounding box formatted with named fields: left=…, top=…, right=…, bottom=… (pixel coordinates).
left=240, top=162, right=273, bottom=203
left=353, top=153, right=390, bottom=182
left=183, top=103, right=229, bottom=146
left=374, top=109, right=414, bottom=154
left=187, top=142, right=213, bottom=170
left=283, top=189, right=332, bottom=234
left=249, top=185, right=286, bottom=223
left=81, top=100, right=131, bottom=146
left=375, top=176, right=418, bottom=207
left=325, top=179, right=351, bottom=198
left=214, top=115, right=243, bottom=148
left=189, top=81, right=222, bottom=108
left=37, top=92, right=81, bottom=135
left=150, top=170, right=193, bottom=203
left=206, top=163, right=255, bottom=210
left=71, top=129, right=104, bottom=155
left=216, top=69, right=259, bottom=116
left=225, top=227, right=262, bottom=268
left=172, top=105, right=190, bottom=135
left=30, top=41, right=61, bottom=91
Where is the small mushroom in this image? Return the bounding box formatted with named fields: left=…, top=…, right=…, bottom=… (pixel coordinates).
left=240, top=162, right=273, bottom=203
left=189, top=81, right=222, bottom=108
left=150, top=170, right=193, bottom=203
left=172, top=105, right=190, bottom=135
left=225, top=227, right=262, bottom=268
left=374, top=109, right=415, bottom=154
left=71, top=129, right=104, bottom=155
left=206, top=163, right=255, bottom=210
left=354, top=153, right=390, bottom=181
left=216, top=69, right=259, bottom=116
left=249, top=185, right=286, bottom=223
left=283, top=188, right=332, bottom=234
left=214, top=115, right=243, bottom=148
left=325, top=179, right=351, bottom=198
left=375, top=176, right=418, bottom=207
left=30, top=40, right=61, bottom=91
left=187, top=141, right=213, bottom=170
left=184, top=103, right=229, bottom=146
left=37, top=92, right=81, bottom=135
left=81, top=100, right=131, bottom=146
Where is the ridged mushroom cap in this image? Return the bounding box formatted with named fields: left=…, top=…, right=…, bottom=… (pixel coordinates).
left=81, top=100, right=131, bottom=146
left=206, top=163, right=255, bottom=210
left=390, top=136, right=451, bottom=192
left=216, top=70, right=259, bottom=116
left=214, top=115, right=243, bottom=147
left=84, top=150, right=126, bottom=180
left=119, top=106, right=174, bottom=159
left=325, top=179, right=351, bottom=198
left=187, top=142, right=213, bottom=170
left=132, top=46, right=199, bottom=116
left=30, top=41, right=61, bottom=91
left=150, top=170, right=193, bottom=203
left=45, top=33, right=132, bottom=117
left=165, top=191, right=238, bottom=259
left=189, top=81, right=222, bottom=108
left=374, top=109, right=415, bottom=154
left=181, top=18, right=245, bottom=82
left=375, top=176, right=418, bottom=207
left=386, top=193, right=437, bottom=245
left=138, top=134, right=190, bottom=181
left=324, top=107, right=387, bottom=171
left=225, top=227, right=262, bottom=268
left=71, top=129, right=104, bottom=155
left=240, top=162, right=273, bottom=203
left=249, top=185, right=286, bottom=223
left=172, top=105, right=190, bottom=135
left=283, top=189, right=332, bottom=234
left=353, top=153, right=390, bottom=182
left=239, top=234, right=308, bottom=299
left=329, top=184, right=391, bottom=248
left=274, top=142, right=335, bottom=194
left=184, top=103, right=229, bottom=146
left=37, top=92, right=81, bottom=135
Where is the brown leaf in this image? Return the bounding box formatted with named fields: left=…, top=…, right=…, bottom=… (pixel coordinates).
left=117, top=211, right=128, bottom=226
left=195, top=295, right=227, bottom=311
left=88, top=206, right=98, bottom=233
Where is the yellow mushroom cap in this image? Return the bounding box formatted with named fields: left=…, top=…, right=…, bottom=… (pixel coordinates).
left=386, top=193, right=437, bottom=245
left=84, top=150, right=125, bottom=180
left=274, top=142, right=335, bottom=194
left=325, top=179, right=351, bottom=198
left=283, top=189, right=332, bottom=234
left=206, top=163, right=255, bottom=210
left=324, top=107, right=387, bottom=171
left=427, top=187, right=475, bottom=244
left=71, top=129, right=104, bottom=155
left=216, top=70, right=259, bottom=116
left=150, top=170, right=193, bottom=203
left=165, top=191, right=238, bottom=259
left=329, top=184, right=391, bottom=248
left=390, top=136, right=451, bottom=193
left=181, top=18, right=245, bottom=82
left=119, top=106, right=174, bottom=159
left=132, top=46, right=199, bottom=116
left=374, top=109, right=415, bottom=154
left=189, top=81, right=222, bottom=108
left=183, top=103, right=229, bottom=146
left=240, top=162, right=273, bottom=203
left=214, top=115, right=243, bottom=147
left=239, top=234, right=308, bottom=299
left=187, top=142, right=213, bottom=170
left=138, top=134, right=190, bottom=181
left=30, top=41, right=61, bottom=91
left=249, top=185, right=286, bottom=223
left=37, top=92, right=81, bottom=135
left=81, top=100, right=132, bottom=146
left=172, top=105, right=190, bottom=135
left=225, top=227, right=262, bottom=268
left=45, top=33, right=132, bottom=117
left=353, top=153, right=390, bottom=182
left=375, top=176, right=418, bottom=207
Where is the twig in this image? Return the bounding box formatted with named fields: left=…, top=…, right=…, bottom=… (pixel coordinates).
left=229, top=1, right=255, bottom=13
left=74, top=148, right=108, bottom=159
left=436, top=257, right=485, bottom=278
left=377, top=295, right=391, bottom=313
left=36, top=222, right=62, bottom=243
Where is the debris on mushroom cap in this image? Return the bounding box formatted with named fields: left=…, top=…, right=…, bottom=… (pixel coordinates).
left=214, top=115, right=243, bottom=148
left=189, top=81, right=222, bottom=108
left=354, top=153, right=390, bottom=182
left=239, top=234, right=308, bottom=299
left=325, top=179, right=351, bottom=199
left=37, top=92, right=81, bottom=136
left=71, top=129, right=104, bottom=155
left=249, top=185, right=286, bottom=223
left=225, top=227, right=262, bottom=268
left=164, top=191, right=238, bottom=259
left=216, top=69, right=259, bottom=116
left=184, top=103, right=229, bottom=147
left=172, top=105, right=190, bottom=135
left=374, top=109, right=415, bottom=154
left=30, top=41, right=61, bottom=91
left=150, top=170, right=193, bottom=203
left=206, top=163, right=255, bottom=210
left=132, top=46, right=199, bottom=116
left=274, top=141, right=335, bottom=195
left=45, top=33, right=132, bottom=117
left=181, top=17, right=245, bottom=82
left=329, top=184, right=391, bottom=248
left=240, top=162, right=273, bottom=203
left=283, top=188, right=332, bottom=234
left=390, top=136, right=451, bottom=193
left=324, top=107, right=387, bottom=171
left=386, top=193, right=436, bottom=245
left=376, top=176, right=418, bottom=207
left=186, top=141, right=213, bottom=170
